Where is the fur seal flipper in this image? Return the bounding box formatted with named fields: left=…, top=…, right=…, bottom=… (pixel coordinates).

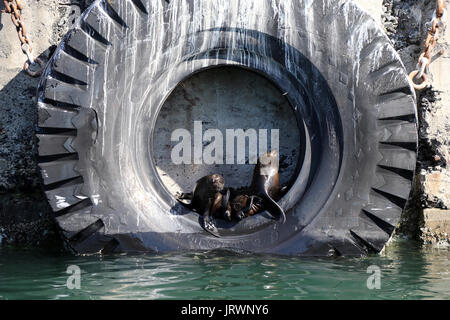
left=200, top=197, right=221, bottom=238
left=261, top=193, right=286, bottom=223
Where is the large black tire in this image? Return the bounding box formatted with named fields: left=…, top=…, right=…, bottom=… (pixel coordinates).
left=36, top=0, right=417, bottom=256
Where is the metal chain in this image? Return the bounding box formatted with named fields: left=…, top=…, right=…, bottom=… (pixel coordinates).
left=1, top=0, right=45, bottom=77
left=409, top=0, right=447, bottom=91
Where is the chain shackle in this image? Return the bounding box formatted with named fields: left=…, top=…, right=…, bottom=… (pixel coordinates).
left=409, top=0, right=447, bottom=91
left=416, top=54, right=430, bottom=79
left=1, top=1, right=46, bottom=77
left=409, top=70, right=429, bottom=91
left=24, top=57, right=44, bottom=77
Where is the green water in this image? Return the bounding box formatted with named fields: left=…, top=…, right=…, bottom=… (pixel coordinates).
left=0, top=239, right=449, bottom=300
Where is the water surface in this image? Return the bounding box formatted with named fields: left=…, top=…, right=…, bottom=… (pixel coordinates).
left=0, top=239, right=449, bottom=300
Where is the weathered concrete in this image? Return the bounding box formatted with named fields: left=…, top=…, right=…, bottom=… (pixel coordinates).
left=422, top=209, right=450, bottom=246
left=424, top=209, right=450, bottom=233
left=381, top=0, right=450, bottom=244
left=418, top=0, right=450, bottom=245
left=421, top=169, right=450, bottom=208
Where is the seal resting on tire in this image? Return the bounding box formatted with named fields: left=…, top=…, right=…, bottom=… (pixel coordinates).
left=177, top=174, right=230, bottom=237
left=230, top=194, right=264, bottom=221
left=230, top=151, right=286, bottom=223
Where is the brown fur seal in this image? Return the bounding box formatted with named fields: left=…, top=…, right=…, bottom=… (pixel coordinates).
left=177, top=174, right=230, bottom=237
left=228, top=151, right=286, bottom=223
left=230, top=194, right=264, bottom=221
left=249, top=150, right=286, bottom=223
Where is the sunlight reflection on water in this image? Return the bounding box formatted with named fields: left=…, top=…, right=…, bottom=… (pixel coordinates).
left=0, top=238, right=449, bottom=300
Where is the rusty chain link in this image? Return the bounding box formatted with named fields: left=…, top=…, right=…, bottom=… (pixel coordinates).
left=1, top=0, right=45, bottom=77
left=409, top=0, right=447, bottom=90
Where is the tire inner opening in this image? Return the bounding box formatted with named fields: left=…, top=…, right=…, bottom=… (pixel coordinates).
left=153, top=66, right=302, bottom=221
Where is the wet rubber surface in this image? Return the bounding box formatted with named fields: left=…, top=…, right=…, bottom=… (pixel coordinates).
left=0, top=239, right=449, bottom=300
left=37, top=0, right=417, bottom=255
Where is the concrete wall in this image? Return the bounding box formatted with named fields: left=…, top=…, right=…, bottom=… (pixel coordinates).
left=417, top=0, right=450, bottom=245
left=380, top=0, right=450, bottom=245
